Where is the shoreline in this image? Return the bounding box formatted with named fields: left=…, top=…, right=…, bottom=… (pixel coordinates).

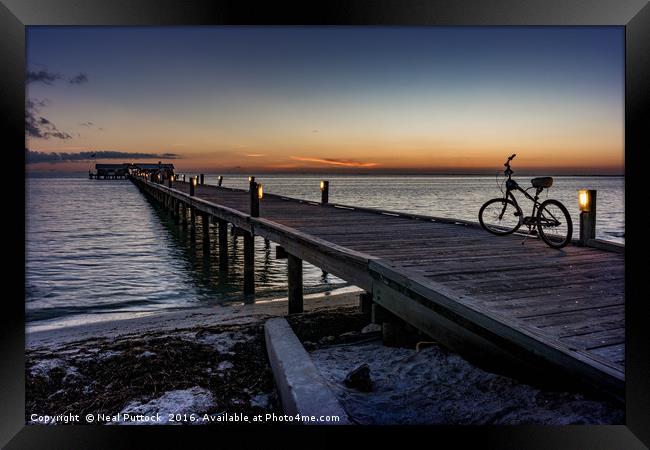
left=27, top=288, right=363, bottom=349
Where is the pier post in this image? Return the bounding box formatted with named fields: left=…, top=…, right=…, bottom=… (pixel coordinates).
left=287, top=254, right=304, bottom=314
left=202, top=213, right=210, bottom=245
left=275, top=246, right=288, bottom=259
left=243, top=232, right=255, bottom=296
left=182, top=203, right=188, bottom=228
left=218, top=220, right=229, bottom=272
left=183, top=175, right=186, bottom=182
left=250, top=179, right=260, bottom=218
left=168, top=176, right=172, bottom=188
left=372, top=303, right=420, bottom=347
left=359, top=291, right=373, bottom=320
left=218, top=176, right=223, bottom=187
left=320, top=180, right=329, bottom=205
left=578, top=190, right=597, bottom=245
left=173, top=199, right=180, bottom=224
left=200, top=174, right=204, bottom=185
left=190, top=177, right=196, bottom=196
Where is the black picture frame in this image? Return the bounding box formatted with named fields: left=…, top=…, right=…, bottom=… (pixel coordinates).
left=2, top=0, right=648, bottom=447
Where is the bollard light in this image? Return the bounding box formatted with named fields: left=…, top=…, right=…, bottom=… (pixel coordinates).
left=192, top=176, right=198, bottom=186
left=320, top=180, right=329, bottom=205
left=248, top=176, right=255, bottom=183
left=578, top=189, right=590, bottom=212
left=257, top=183, right=264, bottom=199
left=218, top=175, right=223, bottom=186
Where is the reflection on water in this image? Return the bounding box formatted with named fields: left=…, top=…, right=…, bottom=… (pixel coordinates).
left=26, top=175, right=623, bottom=327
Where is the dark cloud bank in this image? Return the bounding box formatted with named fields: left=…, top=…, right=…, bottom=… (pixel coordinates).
left=26, top=150, right=180, bottom=164
left=27, top=70, right=89, bottom=85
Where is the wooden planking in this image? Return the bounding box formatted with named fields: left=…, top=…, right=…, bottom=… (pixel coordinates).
left=561, top=328, right=625, bottom=350
left=589, top=344, right=625, bottom=365
left=522, top=305, right=624, bottom=330
left=134, top=177, right=626, bottom=393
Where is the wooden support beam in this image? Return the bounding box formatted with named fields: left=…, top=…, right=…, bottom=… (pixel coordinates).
left=218, top=219, right=229, bottom=272
left=202, top=213, right=210, bottom=244
left=287, top=253, right=303, bottom=314
left=275, top=245, right=288, bottom=259
left=243, top=232, right=255, bottom=296
left=359, top=291, right=373, bottom=319
left=232, top=227, right=248, bottom=237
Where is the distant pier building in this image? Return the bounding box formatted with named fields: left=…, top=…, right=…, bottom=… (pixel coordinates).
left=90, top=161, right=175, bottom=180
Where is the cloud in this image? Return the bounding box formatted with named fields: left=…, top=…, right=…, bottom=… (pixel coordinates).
left=245, top=153, right=265, bottom=157
left=26, top=150, right=182, bottom=164
left=27, top=69, right=89, bottom=85
left=25, top=98, right=72, bottom=140
left=290, top=156, right=379, bottom=168
left=79, top=121, right=94, bottom=127
left=68, top=73, right=89, bottom=84
left=26, top=70, right=61, bottom=85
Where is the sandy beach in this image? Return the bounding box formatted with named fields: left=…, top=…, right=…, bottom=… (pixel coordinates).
left=25, top=289, right=623, bottom=425
left=25, top=291, right=361, bottom=425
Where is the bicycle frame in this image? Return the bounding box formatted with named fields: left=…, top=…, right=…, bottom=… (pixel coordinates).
left=502, top=179, right=544, bottom=219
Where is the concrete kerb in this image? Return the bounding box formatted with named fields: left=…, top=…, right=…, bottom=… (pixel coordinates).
left=264, top=317, right=351, bottom=425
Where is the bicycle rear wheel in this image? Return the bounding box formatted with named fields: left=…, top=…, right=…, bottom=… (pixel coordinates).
left=537, top=199, right=573, bottom=248
left=478, top=198, right=522, bottom=235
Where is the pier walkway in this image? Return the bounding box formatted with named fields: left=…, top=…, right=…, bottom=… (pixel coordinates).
left=131, top=176, right=625, bottom=397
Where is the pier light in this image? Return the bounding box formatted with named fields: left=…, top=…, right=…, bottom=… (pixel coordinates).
left=248, top=176, right=255, bottom=183
left=192, top=176, right=198, bottom=186
left=578, top=190, right=591, bottom=212
left=319, top=180, right=329, bottom=205
left=257, top=183, right=264, bottom=199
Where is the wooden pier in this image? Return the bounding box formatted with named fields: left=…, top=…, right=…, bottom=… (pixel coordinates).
left=130, top=175, right=625, bottom=398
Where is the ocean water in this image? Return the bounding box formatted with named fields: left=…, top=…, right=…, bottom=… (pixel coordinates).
left=26, top=174, right=624, bottom=329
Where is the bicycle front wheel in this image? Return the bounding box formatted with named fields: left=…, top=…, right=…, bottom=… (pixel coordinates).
left=537, top=199, right=573, bottom=248
left=478, top=198, right=523, bottom=236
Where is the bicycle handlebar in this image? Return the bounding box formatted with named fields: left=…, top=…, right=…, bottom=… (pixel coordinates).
left=503, top=154, right=516, bottom=176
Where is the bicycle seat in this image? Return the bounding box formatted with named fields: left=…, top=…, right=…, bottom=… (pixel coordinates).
left=531, top=177, right=553, bottom=188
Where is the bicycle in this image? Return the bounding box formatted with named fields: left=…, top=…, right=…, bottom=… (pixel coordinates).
left=478, top=154, right=573, bottom=249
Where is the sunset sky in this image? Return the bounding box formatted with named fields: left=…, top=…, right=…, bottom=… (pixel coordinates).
left=26, top=26, right=624, bottom=174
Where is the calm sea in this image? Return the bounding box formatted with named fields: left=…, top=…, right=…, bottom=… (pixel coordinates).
left=26, top=174, right=624, bottom=330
